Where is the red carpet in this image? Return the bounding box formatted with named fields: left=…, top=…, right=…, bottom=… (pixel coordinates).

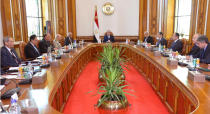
left=63, top=61, right=169, bottom=114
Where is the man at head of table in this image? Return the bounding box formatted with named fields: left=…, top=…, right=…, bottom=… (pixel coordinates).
left=194, top=35, right=210, bottom=64
left=1, top=36, right=21, bottom=68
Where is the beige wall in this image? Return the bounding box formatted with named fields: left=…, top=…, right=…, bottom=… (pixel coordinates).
left=76, top=0, right=139, bottom=36
left=0, top=10, right=3, bottom=47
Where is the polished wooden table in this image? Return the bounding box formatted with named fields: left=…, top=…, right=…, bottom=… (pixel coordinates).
left=2, top=43, right=210, bottom=114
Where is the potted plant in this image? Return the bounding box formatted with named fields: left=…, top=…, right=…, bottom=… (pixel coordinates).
left=98, top=44, right=126, bottom=82
left=96, top=44, right=131, bottom=110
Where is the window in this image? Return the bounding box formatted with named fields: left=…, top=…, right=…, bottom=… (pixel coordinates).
left=25, top=0, right=43, bottom=40
left=174, top=0, right=192, bottom=39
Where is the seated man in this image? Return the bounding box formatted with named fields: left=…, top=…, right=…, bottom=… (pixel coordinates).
left=39, top=33, right=54, bottom=54
left=1, top=36, right=21, bottom=68
left=103, top=30, right=115, bottom=43
left=24, top=34, right=40, bottom=59
left=53, top=34, right=62, bottom=49
left=156, top=32, right=167, bottom=47
left=143, top=31, right=154, bottom=45
left=187, top=34, right=200, bottom=57
left=64, top=32, right=73, bottom=46
left=194, top=35, right=210, bottom=64
left=170, top=33, right=183, bottom=53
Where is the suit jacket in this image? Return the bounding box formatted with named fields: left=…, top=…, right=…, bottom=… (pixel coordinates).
left=156, top=37, right=167, bottom=47
left=170, top=39, right=183, bottom=53
left=1, top=46, right=21, bottom=67
left=39, top=39, right=54, bottom=54
left=24, top=42, right=40, bottom=59
left=143, top=36, right=154, bottom=45
left=188, top=44, right=200, bottom=57
left=194, top=43, right=210, bottom=64
left=103, top=35, right=115, bottom=43
left=64, top=36, right=73, bottom=46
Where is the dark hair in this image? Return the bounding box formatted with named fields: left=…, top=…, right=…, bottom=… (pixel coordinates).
left=30, top=34, right=37, bottom=41
left=197, top=35, right=209, bottom=44
left=174, top=33, right=180, bottom=38
left=158, top=32, right=163, bottom=36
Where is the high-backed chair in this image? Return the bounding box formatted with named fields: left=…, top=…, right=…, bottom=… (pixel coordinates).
left=181, top=38, right=187, bottom=55
left=19, top=41, right=27, bottom=61
left=167, top=37, right=174, bottom=48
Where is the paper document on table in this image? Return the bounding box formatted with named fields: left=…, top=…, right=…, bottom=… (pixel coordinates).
left=9, top=67, right=19, bottom=70
left=0, top=85, right=5, bottom=91
left=3, top=75, right=18, bottom=79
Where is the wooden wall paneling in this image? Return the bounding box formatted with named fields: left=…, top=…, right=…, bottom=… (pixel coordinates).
left=1, top=0, right=13, bottom=38
left=55, top=0, right=66, bottom=37
left=165, top=0, right=175, bottom=39
left=11, top=0, right=22, bottom=41
left=67, top=0, right=77, bottom=40
left=149, top=0, right=158, bottom=36
left=206, top=0, right=210, bottom=40
left=196, top=0, right=208, bottom=34
left=189, top=0, right=198, bottom=45
left=47, top=0, right=55, bottom=39
left=19, top=0, right=28, bottom=42
left=139, top=0, right=148, bottom=41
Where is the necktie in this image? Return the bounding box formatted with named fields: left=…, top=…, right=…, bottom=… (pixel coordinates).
left=34, top=46, right=40, bottom=55
left=201, top=49, right=205, bottom=59
left=10, top=50, right=19, bottom=64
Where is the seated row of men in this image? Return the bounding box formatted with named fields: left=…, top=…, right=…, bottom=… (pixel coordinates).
left=1, top=31, right=210, bottom=71
left=1, top=33, right=73, bottom=70
left=143, top=31, right=210, bottom=63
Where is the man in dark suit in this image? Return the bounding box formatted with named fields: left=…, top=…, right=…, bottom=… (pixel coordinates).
left=64, top=32, right=73, bottom=46
left=194, top=35, right=210, bottom=64
left=24, top=34, right=40, bottom=59
left=143, top=31, right=154, bottom=45
left=1, top=36, right=21, bottom=68
left=170, top=33, right=183, bottom=53
left=103, top=30, right=115, bottom=43
left=156, top=32, right=167, bottom=47
left=39, top=33, right=54, bottom=54
left=187, top=34, right=200, bottom=57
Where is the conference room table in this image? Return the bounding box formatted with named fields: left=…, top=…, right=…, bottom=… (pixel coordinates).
left=2, top=43, right=210, bottom=114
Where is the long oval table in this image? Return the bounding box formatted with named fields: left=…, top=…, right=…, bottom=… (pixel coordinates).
left=2, top=43, right=210, bottom=114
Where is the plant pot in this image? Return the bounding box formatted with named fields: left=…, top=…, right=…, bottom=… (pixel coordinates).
left=98, top=96, right=128, bottom=110
left=98, top=73, right=125, bottom=82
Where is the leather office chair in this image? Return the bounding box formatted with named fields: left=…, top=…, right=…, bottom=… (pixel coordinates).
left=19, top=41, right=27, bottom=61
left=181, top=38, right=187, bottom=55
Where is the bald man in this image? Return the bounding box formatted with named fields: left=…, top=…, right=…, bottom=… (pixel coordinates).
left=187, top=34, right=201, bottom=57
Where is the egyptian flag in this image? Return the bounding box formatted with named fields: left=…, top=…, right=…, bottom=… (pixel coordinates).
left=94, top=6, right=101, bottom=43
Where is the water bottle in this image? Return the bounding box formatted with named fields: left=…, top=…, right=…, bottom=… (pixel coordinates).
left=26, top=62, right=33, bottom=78
left=158, top=44, right=161, bottom=51
left=137, top=40, right=140, bottom=45
left=9, top=98, right=21, bottom=114
left=73, top=40, right=77, bottom=48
